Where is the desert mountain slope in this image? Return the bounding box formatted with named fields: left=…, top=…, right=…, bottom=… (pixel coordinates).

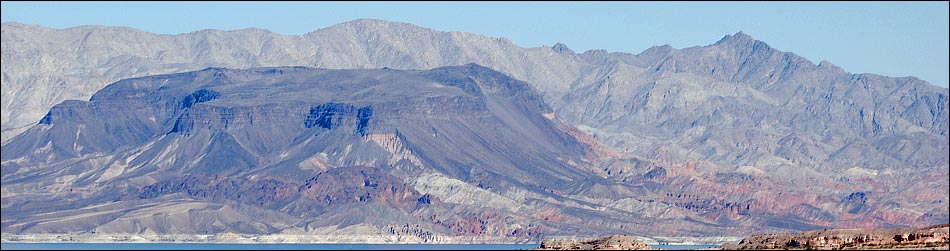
left=2, top=19, right=948, bottom=238
left=3, top=19, right=946, bottom=175
left=4, top=65, right=719, bottom=238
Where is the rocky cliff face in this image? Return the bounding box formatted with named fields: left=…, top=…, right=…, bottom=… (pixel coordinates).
left=722, top=223, right=950, bottom=250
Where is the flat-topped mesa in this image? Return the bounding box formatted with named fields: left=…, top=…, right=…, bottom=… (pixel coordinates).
left=1, top=64, right=600, bottom=236
left=3, top=64, right=588, bottom=179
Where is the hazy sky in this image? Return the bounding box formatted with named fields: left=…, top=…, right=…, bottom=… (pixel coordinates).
left=3, top=1, right=948, bottom=88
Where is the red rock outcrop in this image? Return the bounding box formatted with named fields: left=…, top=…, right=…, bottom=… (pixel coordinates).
left=722, top=223, right=949, bottom=250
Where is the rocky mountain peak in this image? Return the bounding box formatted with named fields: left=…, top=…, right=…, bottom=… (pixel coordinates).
left=1, top=21, right=36, bottom=29
left=231, top=27, right=277, bottom=35
left=552, top=42, right=574, bottom=54
left=817, top=60, right=846, bottom=74
left=712, top=31, right=777, bottom=55
left=715, top=31, right=755, bottom=45
left=641, top=44, right=673, bottom=54
left=636, top=44, right=675, bottom=64
left=316, top=18, right=428, bottom=35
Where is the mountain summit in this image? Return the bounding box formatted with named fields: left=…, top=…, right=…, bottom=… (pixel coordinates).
left=715, top=31, right=756, bottom=45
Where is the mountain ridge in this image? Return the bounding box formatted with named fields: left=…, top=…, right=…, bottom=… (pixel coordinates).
left=2, top=19, right=947, bottom=237
left=3, top=19, right=946, bottom=176
left=4, top=20, right=941, bottom=85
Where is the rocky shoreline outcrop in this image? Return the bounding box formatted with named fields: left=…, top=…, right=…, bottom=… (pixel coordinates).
left=537, top=235, right=652, bottom=250
left=721, top=223, right=949, bottom=250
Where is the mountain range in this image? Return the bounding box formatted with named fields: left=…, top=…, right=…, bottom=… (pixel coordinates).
left=1, top=19, right=947, bottom=239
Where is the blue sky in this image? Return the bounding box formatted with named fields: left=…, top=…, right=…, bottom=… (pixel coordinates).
left=3, top=1, right=948, bottom=88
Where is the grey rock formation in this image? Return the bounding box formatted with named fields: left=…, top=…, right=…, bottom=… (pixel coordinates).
left=3, top=19, right=945, bottom=176
left=722, top=223, right=950, bottom=250
left=0, top=65, right=584, bottom=236
left=539, top=235, right=653, bottom=250
left=2, top=19, right=948, bottom=237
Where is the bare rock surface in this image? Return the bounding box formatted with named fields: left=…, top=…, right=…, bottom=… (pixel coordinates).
left=1, top=65, right=606, bottom=239
left=722, top=223, right=950, bottom=250
left=539, top=235, right=653, bottom=250
left=3, top=20, right=946, bottom=178
left=2, top=19, right=948, bottom=238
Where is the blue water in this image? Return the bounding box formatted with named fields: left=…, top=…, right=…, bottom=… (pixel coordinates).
left=0, top=242, right=720, bottom=250
left=2, top=243, right=540, bottom=250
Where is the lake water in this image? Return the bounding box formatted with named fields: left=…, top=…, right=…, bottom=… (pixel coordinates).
left=1, top=242, right=720, bottom=250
